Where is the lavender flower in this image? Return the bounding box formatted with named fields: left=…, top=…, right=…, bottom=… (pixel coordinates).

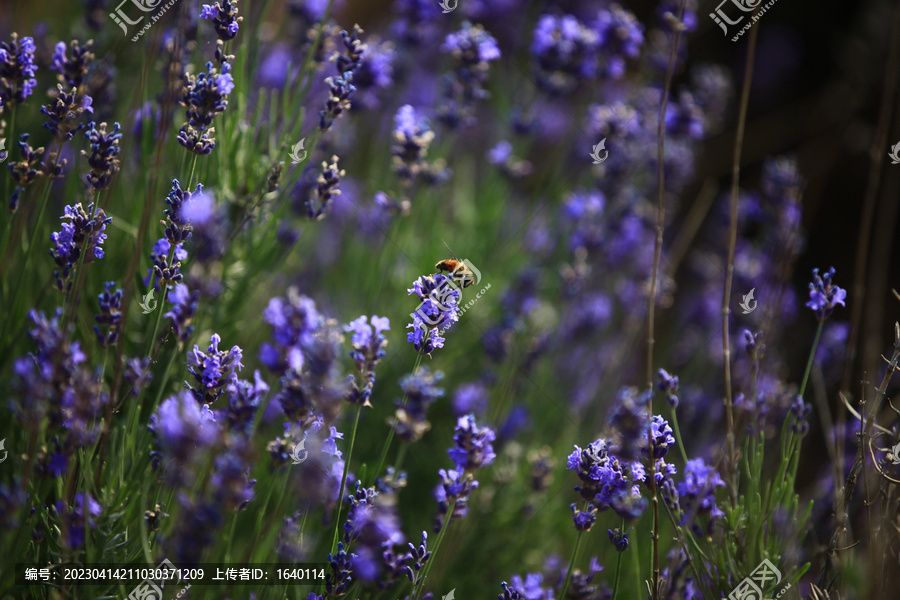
left=8, top=134, right=51, bottom=213
left=50, top=39, right=95, bottom=91
left=487, top=141, right=533, bottom=179
left=402, top=530, right=432, bottom=585
left=806, top=267, right=846, bottom=321
left=435, top=416, right=495, bottom=529
left=407, top=273, right=461, bottom=355
left=350, top=37, right=395, bottom=109
left=49, top=203, right=112, bottom=293
left=326, top=542, right=355, bottom=597
left=163, top=179, right=200, bottom=245
left=149, top=391, right=219, bottom=468
left=658, top=368, right=679, bottom=408
left=593, top=4, right=644, bottom=79
left=307, top=156, right=345, bottom=220
left=164, top=283, right=200, bottom=343
left=345, top=315, right=390, bottom=406
left=437, top=21, right=501, bottom=128
left=448, top=414, right=497, bottom=471
left=390, top=367, right=444, bottom=443
left=435, top=467, right=479, bottom=527
left=124, top=356, right=153, bottom=397
left=178, top=59, right=234, bottom=154
left=319, top=72, right=356, bottom=131
left=571, top=503, right=598, bottom=531
left=343, top=483, right=405, bottom=582
left=607, top=387, right=650, bottom=461
left=58, top=493, right=101, bottom=548
left=148, top=236, right=188, bottom=291
left=0, top=33, right=38, bottom=104
left=608, top=528, right=628, bottom=552
left=665, top=90, right=704, bottom=139
left=94, top=281, right=122, bottom=347
left=333, top=24, right=366, bottom=75
left=41, top=85, right=93, bottom=142
left=200, top=0, right=243, bottom=40
left=677, top=458, right=725, bottom=530
left=392, top=104, right=436, bottom=187
left=166, top=496, right=222, bottom=563
left=566, top=439, right=648, bottom=520
left=261, top=288, right=345, bottom=426
left=788, top=395, right=812, bottom=435
left=211, top=441, right=256, bottom=511
left=186, top=333, right=244, bottom=404
left=391, top=0, right=442, bottom=46
left=81, top=121, right=122, bottom=191
left=530, top=15, right=599, bottom=96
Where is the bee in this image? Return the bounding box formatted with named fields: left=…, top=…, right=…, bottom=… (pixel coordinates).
left=435, top=249, right=477, bottom=288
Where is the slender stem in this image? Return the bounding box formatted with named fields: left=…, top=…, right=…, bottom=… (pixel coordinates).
left=799, top=321, right=824, bottom=399
left=413, top=499, right=457, bottom=600
left=145, top=286, right=169, bottom=357
left=330, top=404, right=363, bottom=555
left=372, top=354, right=423, bottom=484
left=669, top=407, right=689, bottom=465
left=722, top=4, right=761, bottom=504
left=557, top=529, right=584, bottom=600
left=611, top=522, right=625, bottom=600
left=5, top=141, right=62, bottom=329
left=646, top=4, right=687, bottom=597
left=0, top=106, right=17, bottom=262
left=186, top=154, right=199, bottom=189
left=840, top=0, right=900, bottom=396
left=630, top=525, right=641, bottom=597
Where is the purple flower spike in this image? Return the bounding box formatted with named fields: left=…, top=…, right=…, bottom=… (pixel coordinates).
left=200, top=0, right=242, bottom=40
left=0, top=33, right=38, bottom=104
left=806, top=267, right=846, bottom=321
left=186, top=333, right=244, bottom=404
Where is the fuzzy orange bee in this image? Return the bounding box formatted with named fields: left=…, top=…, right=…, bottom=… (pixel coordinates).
left=435, top=251, right=476, bottom=288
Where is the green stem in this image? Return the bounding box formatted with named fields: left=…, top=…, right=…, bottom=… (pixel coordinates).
left=413, top=499, right=457, bottom=600
left=2, top=104, right=17, bottom=235
left=5, top=142, right=60, bottom=328
left=145, top=286, right=168, bottom=356
left=799, top=320, right=824, bottom=399
left=669, top=407, right=689, bottom=465
left=631, top=526, right=641, bottom=598
left=558, top=529, right=584, bottom=600
left=611, top=518, right=626, bottom=600
left=330, top=404, right=363, bottom=555
left=372, top=354, right=423, bottom=484
left=395, top=443, right=409, bottom=474
left=186, top=154, right=199, bottom=189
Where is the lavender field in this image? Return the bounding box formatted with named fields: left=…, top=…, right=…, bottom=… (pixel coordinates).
left=1, top=0, right=899, bottom=599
